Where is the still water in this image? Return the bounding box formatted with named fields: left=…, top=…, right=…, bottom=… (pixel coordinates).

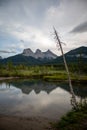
left=0, top=79, right=87, bottom=119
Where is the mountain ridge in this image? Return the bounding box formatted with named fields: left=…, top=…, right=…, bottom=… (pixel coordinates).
left=22, top=48, right=57, bottom=59
left=0, top=46, right=87, bottom=65
left=51, top=46, right=87, bottom=64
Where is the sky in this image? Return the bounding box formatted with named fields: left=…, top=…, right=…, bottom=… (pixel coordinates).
left=0, top=0, right=87, bottom=57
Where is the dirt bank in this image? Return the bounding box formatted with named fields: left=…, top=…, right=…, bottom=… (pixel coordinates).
left=0, top=115, right=55, bottom=130
left=0, top=77, right=20, bottom=81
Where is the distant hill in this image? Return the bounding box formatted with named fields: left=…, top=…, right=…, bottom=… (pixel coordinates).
left=0, top=54, right=41, bottom=65
left=65, top=46, right=87, bottom=58
left=0, top=46, right=87, bottom=65
left=48, top=46, right=87, bottom=64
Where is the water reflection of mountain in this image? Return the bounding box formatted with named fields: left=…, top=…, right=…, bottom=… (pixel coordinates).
left=9, top=80, right=58, bottom=94
left=8, top=80, right=87, bottom=98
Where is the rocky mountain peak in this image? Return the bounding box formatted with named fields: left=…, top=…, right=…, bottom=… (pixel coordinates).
left=22, top=48, right=57, bottom=59
left=35, top=49, right=43, bottom=59
left=23, top=48, right=33, bottom=53
left=46, top=49, right=53, bottom=53
left=23, top=48, right=34, bottom=57
left=44, top=50, right=57, bottom=59
left=35, top=49, right=42, bottom=53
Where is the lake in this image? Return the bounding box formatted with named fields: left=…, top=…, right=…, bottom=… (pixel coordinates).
left=0, top=79, right=87, bottom=119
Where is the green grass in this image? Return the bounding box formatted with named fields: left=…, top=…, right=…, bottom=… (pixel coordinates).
left=43, top=73, right=87, bottom=82
left=0, top=67, right=87, bottom=82
left=52, top=102, right=87, bottom=130
left=43, top=73, right=68, bottom=81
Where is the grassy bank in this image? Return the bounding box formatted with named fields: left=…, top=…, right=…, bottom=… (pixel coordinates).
left=0, top=67, right=87, bottom=82
left=0, top=64, right=87, bottom=82
left=43, top=74, right=87, bottom=83
left=52, top=102, right=87, bottom=130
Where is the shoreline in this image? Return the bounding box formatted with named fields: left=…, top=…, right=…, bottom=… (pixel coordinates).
left=0, top=114, right=54, bottom=130
left=0, top=77, right=20, bottom=81
left=0, top=76, right=87, bottom=84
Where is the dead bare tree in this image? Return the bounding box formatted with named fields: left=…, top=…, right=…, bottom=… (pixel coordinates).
left=53, top=27, right=78, bottom=109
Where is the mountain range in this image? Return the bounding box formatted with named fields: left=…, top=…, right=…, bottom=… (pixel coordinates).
left=0, top=46, right=87, bottom=65
left=0, top=49, right=57, bottom=65
left=22, top=48, right=57, bottom=59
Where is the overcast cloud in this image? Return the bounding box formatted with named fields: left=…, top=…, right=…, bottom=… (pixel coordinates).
left=70, top=21, right=87, bottom=33
left=0, top=0, right=87, bottom=57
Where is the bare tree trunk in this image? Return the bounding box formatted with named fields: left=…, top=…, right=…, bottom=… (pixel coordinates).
left=53, top=27, right=77, bottom=109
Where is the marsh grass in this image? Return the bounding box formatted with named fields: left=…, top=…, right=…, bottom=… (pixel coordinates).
left=52, top=101, right=87, bottom=130
left=0, top=67, right=87, bottom=82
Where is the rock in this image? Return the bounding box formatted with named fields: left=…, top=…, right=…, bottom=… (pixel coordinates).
left=22, top=48, right=57, bottom=59
left=22, top=48, right=34, bottom=57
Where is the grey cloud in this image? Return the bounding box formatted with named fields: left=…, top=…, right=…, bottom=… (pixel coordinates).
left=3, top=2, right=59, bottom=21
left=70, top=21, right=87, bottom=33
left=0, top=0, right=61, bottom=36
left=0, top=0, right=87, bottom=58
left=0, top=50, right=16, bottom=53
left=0, top=0, right=10, bottom=6
left=0, top=0, right=5, bottom=6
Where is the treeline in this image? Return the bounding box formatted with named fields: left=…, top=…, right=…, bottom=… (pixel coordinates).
left=0, top=61, right=87, bottom=73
